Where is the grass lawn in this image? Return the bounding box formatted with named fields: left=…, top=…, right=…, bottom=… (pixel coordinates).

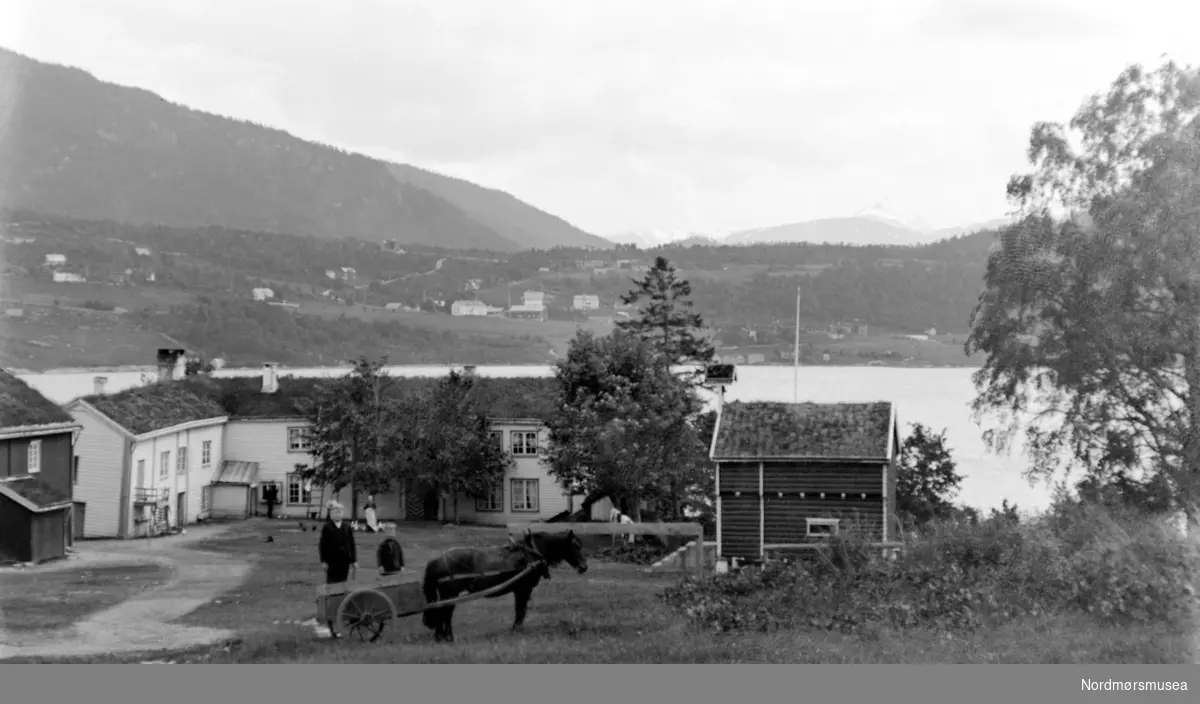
left=3, top=521, right=1192, bottom=663
left=0, top=563, right=174, bottom=634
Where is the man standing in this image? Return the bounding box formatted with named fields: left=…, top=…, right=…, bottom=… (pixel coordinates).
left=263, top=483, right=278, bottom=520
left=318, top=501, right=358, bottom=637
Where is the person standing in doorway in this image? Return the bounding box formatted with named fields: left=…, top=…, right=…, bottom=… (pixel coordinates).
left=318, top=501, right=357, bottom=637
left=263, top=483, right=278, bottom=520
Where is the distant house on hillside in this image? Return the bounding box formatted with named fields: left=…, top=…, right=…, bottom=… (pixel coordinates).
left=0, top=370, right=82, bottom=564
left=340, top=267, right=357, bottom=280
left=52, top=272, right=86, bottom=283
left=44, top=254, right=66, bottom=267
left=134, top=247, right=152, bottom=257
left=508, top=303, right=547, bottom=322
left=252, top=288, right=275, bottom=301
left=465, top=279, right=483, bottom=291
left=451, top=300, right=488, bottom=317
left=572, top=294, right=600, bottom=311
left=522, top=291, right=546, bottom=307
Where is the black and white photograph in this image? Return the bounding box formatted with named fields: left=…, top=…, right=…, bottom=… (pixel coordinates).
left=1, top=0, right=1200, bottom=672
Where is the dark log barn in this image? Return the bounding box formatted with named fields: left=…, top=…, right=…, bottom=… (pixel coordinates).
left=710, top=400, right=899, bottom=562
left=0, top=369, right=82, bottom=564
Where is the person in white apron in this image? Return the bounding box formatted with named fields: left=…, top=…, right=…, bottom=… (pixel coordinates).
left=364, top=494, right=379, bottom=533
left=609, top=506, right=635, bottom=545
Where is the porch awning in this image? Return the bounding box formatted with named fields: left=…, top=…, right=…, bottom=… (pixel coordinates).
left=213, top=460, right=260, bottom=486
left=0, top=477, right=73, bottom=513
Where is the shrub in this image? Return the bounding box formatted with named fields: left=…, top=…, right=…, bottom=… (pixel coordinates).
left=593, top=542, right=673, bottom=566
left=660, top=500, right=1198, bottom=636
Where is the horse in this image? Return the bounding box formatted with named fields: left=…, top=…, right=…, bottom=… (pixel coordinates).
left=421, top=529, right=588, bottom=643
left=376, top=536, right=405, bottom=575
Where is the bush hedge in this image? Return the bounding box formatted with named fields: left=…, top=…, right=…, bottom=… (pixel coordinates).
left=660, top=499, right=1199, bottom=636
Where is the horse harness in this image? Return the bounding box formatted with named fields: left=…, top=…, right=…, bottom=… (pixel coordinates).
left=436, top=538, right=549, bottom=586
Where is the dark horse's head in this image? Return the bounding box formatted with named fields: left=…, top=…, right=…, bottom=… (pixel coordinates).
left=526, top=529, right=588, bottom=575
left=377, top=537, right=405, bottom=575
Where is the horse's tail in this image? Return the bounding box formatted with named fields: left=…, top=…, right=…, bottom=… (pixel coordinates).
left=421, top=559, right=441, bottom=630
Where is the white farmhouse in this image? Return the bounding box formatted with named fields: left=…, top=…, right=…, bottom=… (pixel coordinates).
left=64, top=362, right=581, bottom=533
left=252, top=287, right=275, bottom=301
left=451, top=300, right=489, bottom=316
left=572, top=294, right=600, bottom=311
left=44, top=254, right=66, bottom=267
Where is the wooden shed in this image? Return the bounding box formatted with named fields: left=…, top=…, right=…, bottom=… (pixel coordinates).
left=710, top=400, right=899, bottom=561
left=204, top=460, right=261, bottom=520
left=0, top=369, right=82, bottom=564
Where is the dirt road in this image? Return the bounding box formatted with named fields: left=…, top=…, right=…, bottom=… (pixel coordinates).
left=0, top=524, right=250, bottom=660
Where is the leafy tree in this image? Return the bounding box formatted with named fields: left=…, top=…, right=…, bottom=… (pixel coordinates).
left=966, top=59, right=1200, bottom=512
left=896, top=423, right=964, bottom=528
left=544, top=328, right=708, bottom=521
left=406, top=371, right=514, bottom=523
left=292, top=356, right=405, bottom=518
left=616, top=256, right=716, bottom=366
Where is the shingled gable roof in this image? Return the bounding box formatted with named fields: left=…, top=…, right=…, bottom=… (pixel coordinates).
left=78, top=382, right=227, bottom=436
left=711, top=401, right=896, bottom=462
left=0, top=368, right=74, bottom=429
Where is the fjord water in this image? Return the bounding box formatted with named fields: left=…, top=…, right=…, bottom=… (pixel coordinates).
left=19, top=364, right=1056, bottom=513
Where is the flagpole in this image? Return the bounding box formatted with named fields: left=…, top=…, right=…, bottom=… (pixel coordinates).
left=793, top=285, right=801, bottom=403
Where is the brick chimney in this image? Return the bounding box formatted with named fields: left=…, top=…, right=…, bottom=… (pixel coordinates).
left=93, top=376, right=108, bottom=395
left=156, top=349, right=186, bottom=383
left=262, top=363, right=280, bottom=394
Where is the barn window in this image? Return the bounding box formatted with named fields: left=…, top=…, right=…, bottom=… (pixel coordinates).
left=511, top=478, right=539, bottom=512
left=511, top=431, right=539, bottom=456
left=288, top=427, right=313, bottom=452
left=27, top=439, right=41, bottom=474
left=806, top=518, right=840, bottom=537
left=476, top=483, right=503, bottom=512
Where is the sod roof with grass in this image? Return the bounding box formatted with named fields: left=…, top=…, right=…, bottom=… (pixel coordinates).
left=712, top=401, right=895, bottom=461
left=0, top=369, right=74, bottom=429
left=81, top=382, right=229, bottom=435
left=0, top=475, right=72, bottom=510
left=152, top=374, right=560, bottom=424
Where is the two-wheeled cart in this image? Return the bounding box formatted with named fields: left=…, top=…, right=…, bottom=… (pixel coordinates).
left=314, top=564, right=538, bottom=642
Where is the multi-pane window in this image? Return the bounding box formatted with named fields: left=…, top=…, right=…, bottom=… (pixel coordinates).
left=511, top=478, right=539, bottom=512
left=176, top=447, right=188, bottom=474
left=27, top=439, right=41, bottom=474
left=288, top=427, right=313, bottom=452
left=201, top=440, right=212, bottom=466
left=159, top=451, right=171, bottom=479
left=287, top=473, right=312, bottom=505
left=511, top=431, right=539, bottom=456
left=476, top=483, right=504, bottom=512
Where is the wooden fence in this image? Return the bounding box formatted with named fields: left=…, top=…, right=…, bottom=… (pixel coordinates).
left=508, top=521, right=706, bottom=578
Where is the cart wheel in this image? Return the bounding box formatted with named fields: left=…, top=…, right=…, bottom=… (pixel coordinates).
left=335, top=588, right=397, bottom=643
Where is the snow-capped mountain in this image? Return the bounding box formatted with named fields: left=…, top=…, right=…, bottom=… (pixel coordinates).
left=604, top=230, right=719, bottom=248
left=855, top=200, right=938, bottom=236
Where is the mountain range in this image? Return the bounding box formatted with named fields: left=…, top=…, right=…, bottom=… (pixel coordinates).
left=607, top=211, right=1015, bottom=249
left=0, top=47, right=613, bottom=252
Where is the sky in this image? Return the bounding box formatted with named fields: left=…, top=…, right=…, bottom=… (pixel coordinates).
left=2, top=0, right=1199, bottom=237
